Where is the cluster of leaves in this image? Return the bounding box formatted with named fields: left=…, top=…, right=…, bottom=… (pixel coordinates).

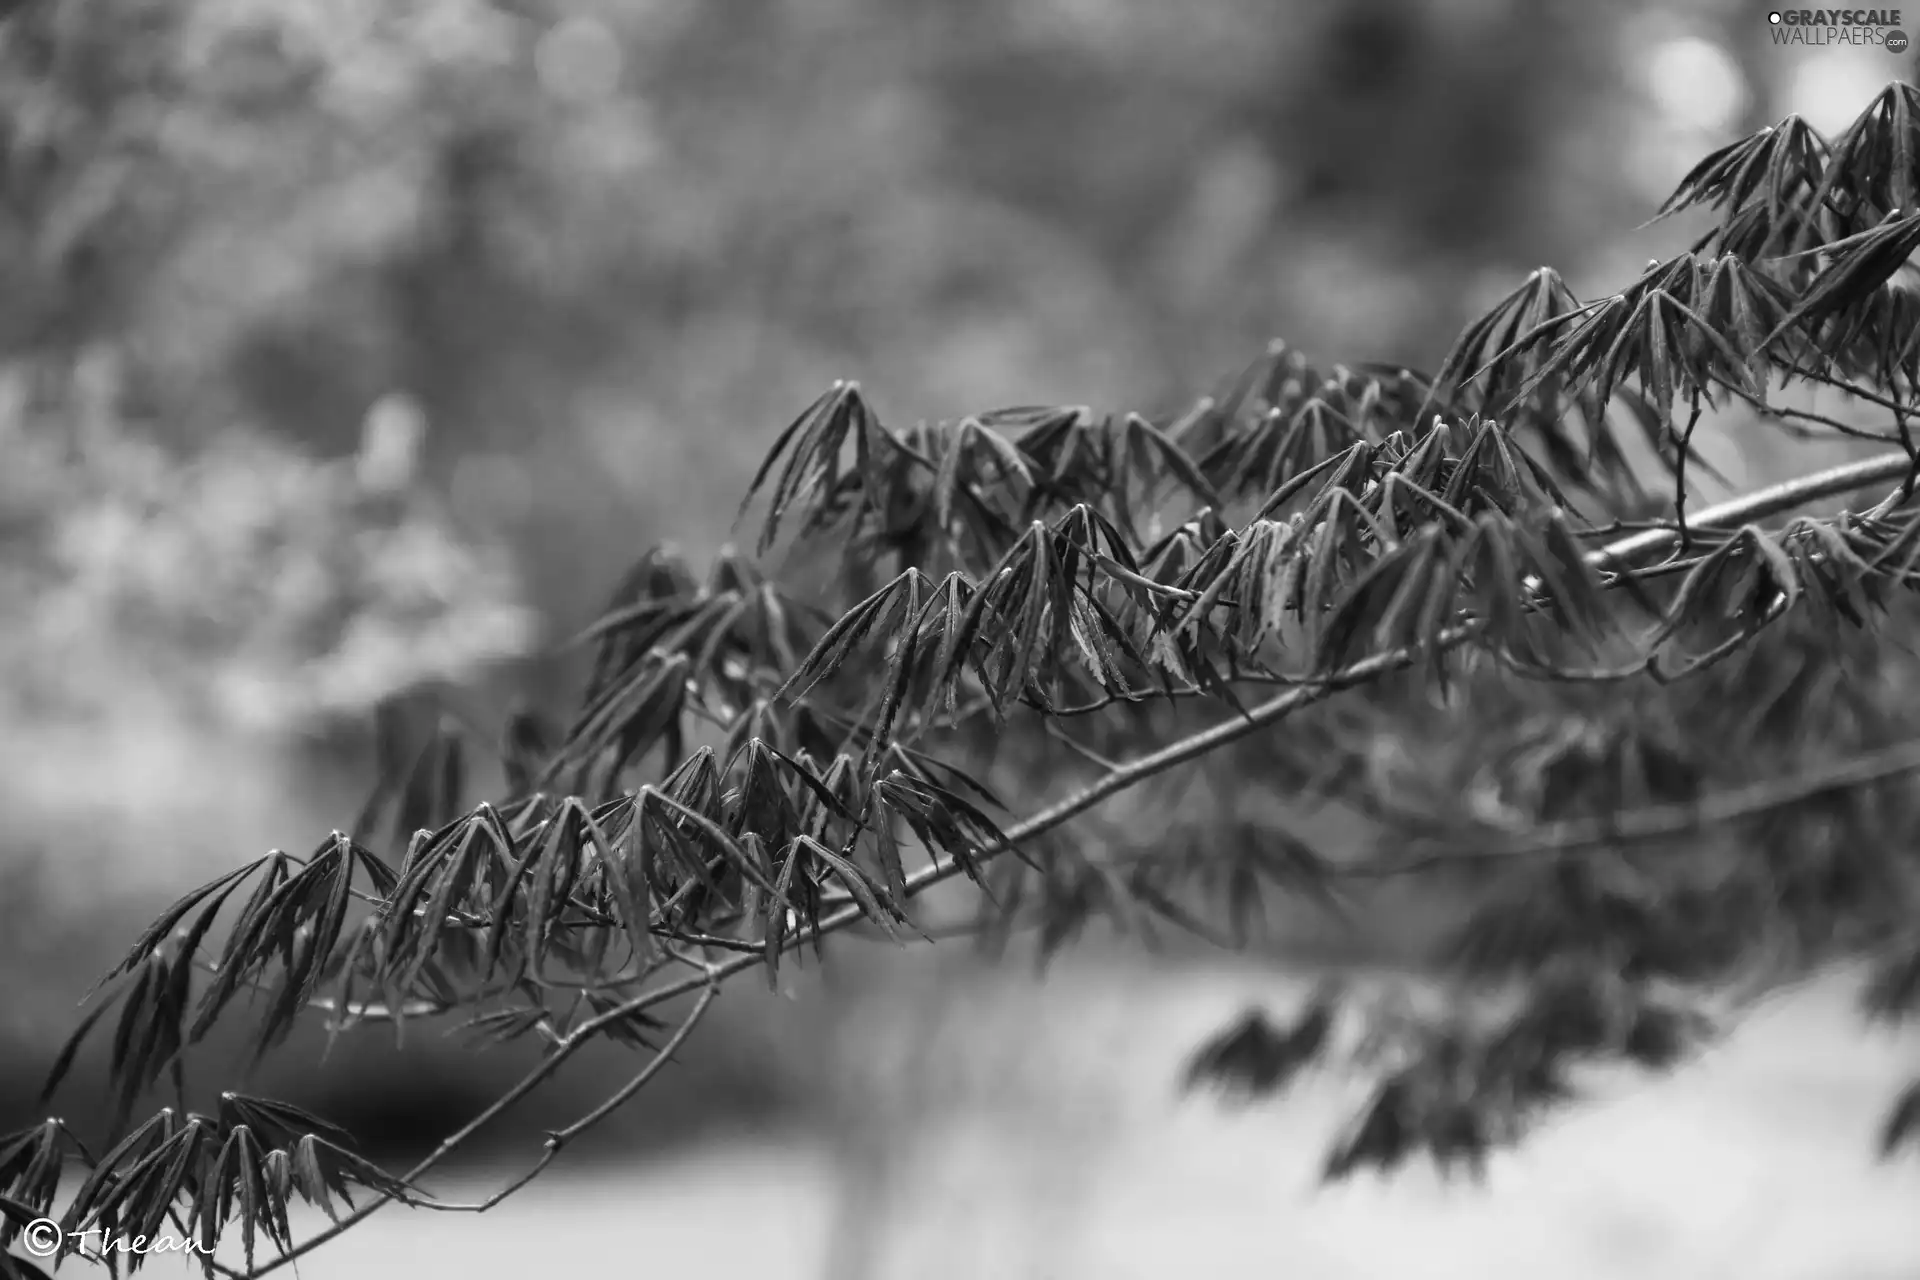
left=0, top=1095, right=409, bottom=1280
left=1185, top=969, right=1714, bottom=1179
left=13, top=80, right=1920, bottom=1278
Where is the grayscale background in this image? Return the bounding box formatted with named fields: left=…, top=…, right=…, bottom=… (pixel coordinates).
left=3, top=2, right=1916, bottom=1277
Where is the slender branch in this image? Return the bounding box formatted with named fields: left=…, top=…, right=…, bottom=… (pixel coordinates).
left=1593, top=452, right=1912, bottom=566
left=352, top=450, right=1920, bottom=1037
left=1040, top=717, right=1122, bottom=772
left=1728, top=386, right=1898, bottom=443
left=1790, top=368, right=1913, bottom=416
left=239, top=967, right=720, bottom=1276
left=418, top=979, right=718, bottom=1213
left=1571, top=518, right=1689, bottom=539
left=1350, top=734, right=1920, bottom=878
left=230, top=446, right=1918, bottom=1278
left=618, top=634, right=1470, bottom=1021
left=1039, top=675, right=1305, bottom=716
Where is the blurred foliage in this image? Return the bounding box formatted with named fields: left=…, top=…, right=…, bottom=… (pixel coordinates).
left=0, top=0, right=1764, bottom=630
left=0, top=0, right=1689, bottom=885
left=0, top=358, right=531, bottom=733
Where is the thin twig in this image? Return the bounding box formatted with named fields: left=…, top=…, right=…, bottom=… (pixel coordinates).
left=1790, top=368, right=1912, bottom=416
left=1725, top=385, right=1899, bottom=443
left=1350, top=733, right=1920, bottom=878
left=1040, top=717, right=1122, bottom=772
left=418, top=978, right=718, bottom=1213
left=1593, top=452, right=1911, bottom=566
left=239, top=968, right=720, bottom=1275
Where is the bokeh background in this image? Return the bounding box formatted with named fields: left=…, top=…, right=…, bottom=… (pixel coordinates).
left=3, top=1, right=1914, bottom=1276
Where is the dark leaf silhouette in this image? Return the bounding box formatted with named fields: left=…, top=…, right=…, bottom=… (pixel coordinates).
left=1184, top=997, right=1336, bottom=1100
left=1881, top=1079, right=1920, bottom=1159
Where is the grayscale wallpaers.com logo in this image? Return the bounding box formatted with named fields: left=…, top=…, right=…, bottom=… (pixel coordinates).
left=1768, top=9, right=1909, bottom=51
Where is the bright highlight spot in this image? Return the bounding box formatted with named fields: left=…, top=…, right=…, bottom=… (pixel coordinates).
left=1643, top=36, right=1748, bottom=134
left=1783, top=49, right=1886, bottom=135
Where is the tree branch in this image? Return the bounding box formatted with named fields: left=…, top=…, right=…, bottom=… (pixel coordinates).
left=229, top=447, right=1917, bottom=1278
left=1595, top=452, right=1913, bottom=567
left=235, top=964, right=720, bottom=1277
left=417, top=979, right=718, bottom=1213
left=360, top=448, right=1920, bottom=1043
left=1350, top=733, right=1920, bottom=878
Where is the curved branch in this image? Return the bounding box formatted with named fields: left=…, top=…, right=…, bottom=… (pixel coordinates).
left=236, top=963, right=720, bottom=1277
left=469, top=450, right=1920, bottom=1023
left=1595, top=451, right=1912, bottom=567
left=232, top=449, right=1920, bottom=1279
left=420, top=978, right=719, bottom=1213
